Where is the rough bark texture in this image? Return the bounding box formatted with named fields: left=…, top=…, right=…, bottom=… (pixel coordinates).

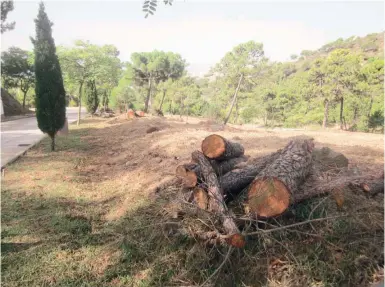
left=247, top=139, right=314, bottom=217
left=220, top=150, right=283, bottom=197
left=191, top=150, right=243, bottom=245
left=294, top=172, right=384, bottom=203
left=201, top=134, right=244, bottom=160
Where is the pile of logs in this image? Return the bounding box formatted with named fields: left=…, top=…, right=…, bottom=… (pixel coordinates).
left=174, top=134, right=384, bottom=247
left=127, top=109, right=145, bottom=119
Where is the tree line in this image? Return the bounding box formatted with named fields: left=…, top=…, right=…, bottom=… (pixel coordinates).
left=1, top=3, right=383, bottom=133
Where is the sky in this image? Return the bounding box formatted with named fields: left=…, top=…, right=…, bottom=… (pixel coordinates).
left=1, top=1, right=384, bottom=76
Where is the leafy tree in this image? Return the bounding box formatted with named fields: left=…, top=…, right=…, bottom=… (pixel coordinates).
left=325, top=49, right=361, bottom=129
left=85, top=80, right=99, bottom=114
left=128, top=50, right=186, bottom=112
left=58, top=41, right=121, bottom=123
left=1, top=0, right=15, bottom=33
left=1, top=47, right=35, bottom=108
left=212, top=41, right=267, bottom=124
left=31, top=2, right=66, bottom=151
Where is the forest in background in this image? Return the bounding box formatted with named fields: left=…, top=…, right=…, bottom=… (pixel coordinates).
left=1, top=31, right=384, bottom=132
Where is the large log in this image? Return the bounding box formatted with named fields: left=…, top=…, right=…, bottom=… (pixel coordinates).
left=247, top=139, right=314, bottom=218
left=176, top=156, right=248, bottom=188
left=220, top=150, right=282, bottom=198
left=201, top=134, right=244, bottom=160
left=191, top=150, right=244, bottom=247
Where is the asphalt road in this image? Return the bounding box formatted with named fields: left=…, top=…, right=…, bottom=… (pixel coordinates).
left=1, top=107, right=86, bottom=168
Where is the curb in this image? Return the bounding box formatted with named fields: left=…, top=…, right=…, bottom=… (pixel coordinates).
left=1, top=135, right=47, bottom=169
left=1, top=114, right=36, bottom=123
left=1, top=116, right=84, bottom=170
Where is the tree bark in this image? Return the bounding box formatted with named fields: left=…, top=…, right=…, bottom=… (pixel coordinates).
left=22, top=90, right=27, bottom=109
left=339, top=96, right=344, bottom=130
left=322, top=99, right=329, bottom=128
left=77, top=81, right=83, bottom=126
left=144, top=76, right=152, bottom=113
left=159, top=89, right=167, bottom=111
left=224, top=73, right=244, bottom=125
left=50, top=135, right=55, bottom=152
left=177, top=156, right=248, bottom=188
left=201, top=134, right=244, bottom=160
left=247, top=139, right=314, bottom=218
left=219, top=150, right=283, bottom=198
left=367, top=95, right=374, bottom=129
left=191, top=151, right=244, bottom=246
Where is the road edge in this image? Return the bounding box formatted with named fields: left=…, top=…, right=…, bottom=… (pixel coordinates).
left=1, top=115, right=84, bottom=170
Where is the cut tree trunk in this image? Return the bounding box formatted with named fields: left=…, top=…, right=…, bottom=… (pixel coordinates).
left=176, top=156, right=247, bottom=188
left=176, top=164, right=198, bottom=188
left=247, top=139, right=314, bottom=218
left=193, top=187, right=209, bottom=210
left=201, top=134, right=244, bottom=160
left=135, top=111, right=145, bottom=117
left=191, top=150, right=244, bottom=247
left=127, top=109, right=135, bottom=119
left=219, top=150, right=283, bottom=198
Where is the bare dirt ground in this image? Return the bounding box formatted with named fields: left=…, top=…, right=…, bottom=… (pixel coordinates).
left=2, top=115, right=383, bottom=287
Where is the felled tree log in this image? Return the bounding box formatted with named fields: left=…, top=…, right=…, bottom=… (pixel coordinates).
left=191, top=150, right=244, bottom=247
left=176, top=156, right=248, bottom=188
left=247, top=139, right=314, bottom=218
left=201, top=134, right=244, bottom=160
left=294, top=172, right=384, bottom=202
left=135, top=110, right=145, bottom=117
left=193, top=187, right=209, bottom=210
left=127, top=109, right=135, bottom=119
left=176, top=164, right=198, bottom=188
left=220, top=150, right=282, bottom=198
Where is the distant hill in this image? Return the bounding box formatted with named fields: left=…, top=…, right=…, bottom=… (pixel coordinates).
left=291, top=31, right=384, bottom=72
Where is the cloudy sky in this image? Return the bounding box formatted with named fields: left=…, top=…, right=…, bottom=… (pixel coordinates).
left=1, top=1, right=384, bottom=76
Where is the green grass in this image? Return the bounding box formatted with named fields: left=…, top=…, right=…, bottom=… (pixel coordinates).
left=1, top=117, right=383, bottom=287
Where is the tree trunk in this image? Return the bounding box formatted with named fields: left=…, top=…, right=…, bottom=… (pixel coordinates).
left=339, top=96, right=344, bottom=130
left=176, top=156, right=248, bottom=187
left=247, top=138, right=314, bottom=218
left=224, top=74, right=244, bottom=125
left=159, top=89, right=167, bottom=111
left=322, top=99, right=329, bottom=128
left=367, top=95, right=374, bottom=129
left=77, top=81, right=83, bottom=126
left=219, top=150, right=283, bottom=198
left=191, top=151, right=244, bottom=247
left=22, top=90, right=27, bottom=109
left=144, top=76, right=152, bottom=113
left=201, top=134, right=244, bottom=160
left=50, top=135, right=55, bottom=152
left=234, top=98, right=239, bottom=124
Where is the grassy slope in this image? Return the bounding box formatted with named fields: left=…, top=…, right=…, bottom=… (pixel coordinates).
left=1, top=117, right=384, bottom=287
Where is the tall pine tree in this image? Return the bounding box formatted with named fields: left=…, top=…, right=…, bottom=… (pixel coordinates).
left=31, top=2, right=66, bottom=151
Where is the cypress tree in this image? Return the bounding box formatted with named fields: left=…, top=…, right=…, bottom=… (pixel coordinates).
left=31, top=2, right=66, bottom=151
left=85, top=80, right=99, bottom=114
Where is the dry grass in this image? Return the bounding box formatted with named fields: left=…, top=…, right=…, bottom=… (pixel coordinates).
left=1, top=115, right=383, bottom=287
